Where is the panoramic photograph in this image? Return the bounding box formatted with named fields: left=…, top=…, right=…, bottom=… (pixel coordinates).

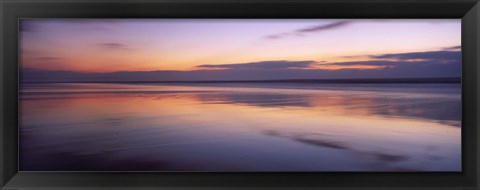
left=19, top=19, right=461, bottom=171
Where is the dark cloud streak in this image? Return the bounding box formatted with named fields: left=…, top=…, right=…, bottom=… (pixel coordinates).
left=442, top=46, right=461, bottom=51
left=266, top=21, right=352, bottom=40
left=296, top=21, right=351, bottom=33
left=323, top=50, right=461, bottom=74
left=197, top=60, right=316, bottom=70
left=21, top=49, right=461, bottom=82
left=370, top=50, right=460, bottom=62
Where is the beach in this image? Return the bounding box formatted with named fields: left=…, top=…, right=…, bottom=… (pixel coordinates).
left=19, top=82, right=461, bottom=171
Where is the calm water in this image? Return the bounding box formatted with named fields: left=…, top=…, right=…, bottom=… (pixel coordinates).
left=19, top=83, right=461, bottom=171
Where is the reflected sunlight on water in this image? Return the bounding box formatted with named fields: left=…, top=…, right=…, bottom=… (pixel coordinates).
left=19, top=83, right=461, bottom=171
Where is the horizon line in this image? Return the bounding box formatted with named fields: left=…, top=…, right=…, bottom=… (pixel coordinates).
left=20, top=77, right=461, bottom=84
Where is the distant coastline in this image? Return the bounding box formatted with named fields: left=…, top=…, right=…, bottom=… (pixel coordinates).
left=21, top=77, right=461, bottom=84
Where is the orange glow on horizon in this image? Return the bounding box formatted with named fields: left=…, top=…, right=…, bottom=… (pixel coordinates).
left=20, top=19, right=461, bottom=74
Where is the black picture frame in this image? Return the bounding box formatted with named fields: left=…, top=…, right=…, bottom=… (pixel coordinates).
left=1, top=0, right=479, bottom=189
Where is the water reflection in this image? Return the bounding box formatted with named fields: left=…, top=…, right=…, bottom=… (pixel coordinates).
left=20, top=83, right=461, bottom=171
left=195, top=91, right=461, bottom=125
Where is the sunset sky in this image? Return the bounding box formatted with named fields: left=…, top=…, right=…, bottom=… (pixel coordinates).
left=20, top=19, right=461, bottom=82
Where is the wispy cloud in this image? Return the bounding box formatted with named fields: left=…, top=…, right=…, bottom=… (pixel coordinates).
left=370, top=50, right=460, bottom=62
left=36, top=56, right=63, bottom=62
left=99, top=42, right=133, bottom=51
left=197, top=60, right=317, bottom=70
left=340, top=46, right=461, bottom=60
left=296, top=21, right=352, bottom=33
left=442, top=46, right=461, bottom=51
left=21, top=49, right=461, bottom=82
left=265, top=21, right=352, bottom=39
left=322, top=50, right=461, bottom=70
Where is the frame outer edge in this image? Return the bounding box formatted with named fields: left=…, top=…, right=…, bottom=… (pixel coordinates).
left=477, top=2, right=480, bottom=189
left=1, top=0, right=18, bottom=189
left=468, top=3, right=480, bottom=190
left=463, top=2, right=480, bottom=189
left=0, top=0, right=5, bottom=188
left=468, top=2, right=480, bottom=190
left=1, top=0, right=479, bottom=190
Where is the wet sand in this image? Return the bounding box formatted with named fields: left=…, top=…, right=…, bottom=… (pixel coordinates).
left=19, top=83, right=461, bottom=171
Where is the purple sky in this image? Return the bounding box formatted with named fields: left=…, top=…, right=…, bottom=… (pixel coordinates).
left=20, top=19, right=461, bottom=82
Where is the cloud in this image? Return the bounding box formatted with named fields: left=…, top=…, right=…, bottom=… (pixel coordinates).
left=322, top=50, right=460, bottom=72
left=370, top=50, right=460, bottom=62
left=20, top=49, right=461, bottom=82
left=197, top=60, right=316, bottom=70
left=99, top=42, right=132, bottom=50
left=329, top=60, right=441, bottom=67
left=296, top=21, right=351, bottom=33
left=36, top=56, right=63, bottom=62
left=442, top=46, right=461, bottom=51
left=265, top=21, right=352, bottom=39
